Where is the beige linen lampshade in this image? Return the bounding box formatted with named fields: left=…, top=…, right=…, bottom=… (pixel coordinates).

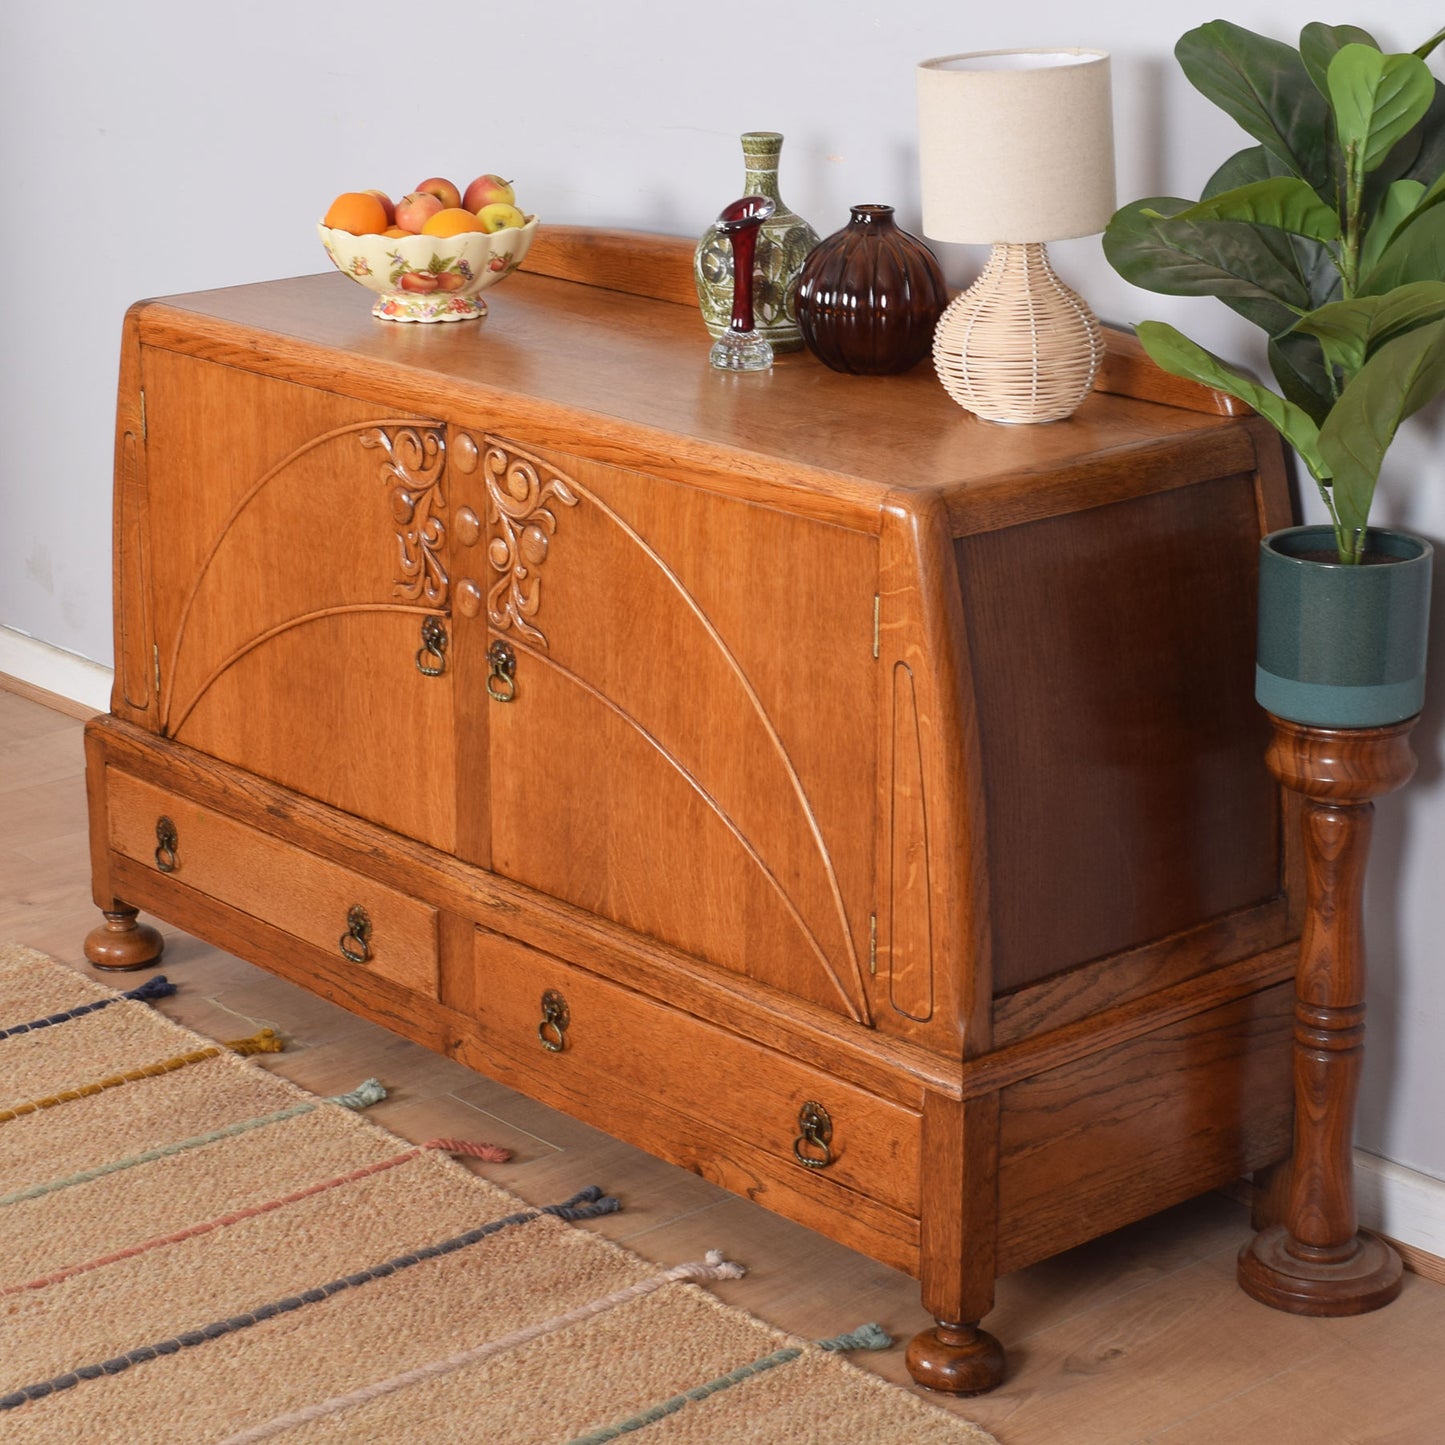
left=917, top=49, right=1116, bottom=423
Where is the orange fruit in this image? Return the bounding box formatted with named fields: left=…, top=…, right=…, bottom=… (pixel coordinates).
left=324, top=191, right=389, bottom=235
left=383, top=226, right=409, bottom=238
left=421, top=207, right=486, bottom=237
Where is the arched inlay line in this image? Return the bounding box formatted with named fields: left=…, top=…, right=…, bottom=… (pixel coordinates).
left=496, top=440, right=871, bottom=1025
left=516, top=643, right=866, bottom=1024
left=168, top=604, right=441, bottom=739
left=161, top=418, right=441, bottom=730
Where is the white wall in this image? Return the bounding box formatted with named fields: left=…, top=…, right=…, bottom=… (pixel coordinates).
left=3, top=1, right=1443, bottom=1182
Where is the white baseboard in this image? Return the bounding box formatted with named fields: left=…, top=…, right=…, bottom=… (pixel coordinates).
left=1356, top=1150, right=1445, bottom=1263
left=0, top=626, right=113, bottom=714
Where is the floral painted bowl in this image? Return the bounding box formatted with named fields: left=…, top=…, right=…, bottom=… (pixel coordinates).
left=317, top=217, right=540, bottom=322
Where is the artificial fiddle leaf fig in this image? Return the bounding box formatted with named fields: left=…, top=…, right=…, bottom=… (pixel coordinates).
left=1328, top=45, right=1435, bottom=179
left=1152, top=177, right=1341, bottom=242
left=1318, top=317, right=1445, bottom=544
left=1176, top=21, right=1332, bottom=191
left=1109, top=20, right=1445, bottom=561
left=1136, top=322, right=1326, bottom=476
left=1300, top=22, right=1380, bottom=95
left=1293, top=282, right=1445, bottom=376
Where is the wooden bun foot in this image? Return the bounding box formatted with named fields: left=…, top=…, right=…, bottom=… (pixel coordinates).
left=1238, top=1224, right=1402, bottom=1316
left=84, top=906, right=164, bottom=972
left=905, top=1320, right=1005, bottom=1395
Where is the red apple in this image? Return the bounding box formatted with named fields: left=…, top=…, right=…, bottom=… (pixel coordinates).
left=415, top=176, right=462, bottom=210
left=395, top=191, right=445, bottom=233
left=463, top=173, right=516, bottom=212
left=399, top=271, right=441, bottom=293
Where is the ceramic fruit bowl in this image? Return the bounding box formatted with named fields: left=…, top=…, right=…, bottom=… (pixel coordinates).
left=317, top=217, right=540, bottom=322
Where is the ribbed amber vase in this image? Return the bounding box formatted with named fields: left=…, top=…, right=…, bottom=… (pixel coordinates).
left=794, top=205, right=948, bottom=375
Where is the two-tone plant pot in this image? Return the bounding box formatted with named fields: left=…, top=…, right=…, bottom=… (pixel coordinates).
left=1256, top=525, right=1434, bottom=729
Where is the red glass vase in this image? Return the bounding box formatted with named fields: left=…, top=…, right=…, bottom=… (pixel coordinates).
left=795, top=205, right=949, bottom=375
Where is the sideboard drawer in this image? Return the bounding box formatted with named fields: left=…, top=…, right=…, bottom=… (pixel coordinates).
left=471, top=926, right=921, bottom=1217
left=106, top=769, right=440, bottom=997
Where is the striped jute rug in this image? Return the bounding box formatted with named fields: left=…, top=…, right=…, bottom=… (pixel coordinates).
left=0, top=944, right=997, bottom=1444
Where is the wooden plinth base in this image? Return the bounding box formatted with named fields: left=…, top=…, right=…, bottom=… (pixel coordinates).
left=84, top=906, right=164, bottom=971
left=1239, top=1224, right=1402, bottom=1316
left=905, top=1322, right=1006, bottom=1395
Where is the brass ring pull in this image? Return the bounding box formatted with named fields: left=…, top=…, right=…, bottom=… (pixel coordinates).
left=339, top=905, right=372, bottom=964
left=793, top=1100, right=833, bottom=1170
left=154, top=816, right=179, bottom=873
left=487, top=640, right=516, bottom=703
left=538, top=989, right=569, bottom=1052
left=416, top=616, right=448, bottom=677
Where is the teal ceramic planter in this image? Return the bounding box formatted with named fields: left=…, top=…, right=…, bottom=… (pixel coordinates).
left=1256, top=525, right=1433, bottom=728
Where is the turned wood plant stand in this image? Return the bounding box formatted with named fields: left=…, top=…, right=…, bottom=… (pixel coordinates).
left=1238, top=716, right=1415, bottom=1314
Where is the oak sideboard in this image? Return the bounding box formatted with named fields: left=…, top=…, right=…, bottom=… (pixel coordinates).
left=84, top=228, right=1300, bottom=1393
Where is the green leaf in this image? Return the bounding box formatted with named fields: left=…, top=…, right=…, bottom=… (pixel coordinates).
left=1293, top=282, right=1445, bottom=376
left=1154, top=177, right=1341, bottom=241
left=1135, top=321, right=1325, bottom=477
left=1300, top=23, right=1379, bottom=96
left=1328, top=45, right=1435, bottom=176
left=1360, top=201, right=1445, bottom=292
left=1319, top=317, right=1445, bottom=531
left=1104, top=197, right=1314, bottom=320
left=1176, top=21, right=1331, bottom=190
left=1269, top=332, right=1335, bottom=424
left=1416, top=26, right=1445, bottom=61
left=1360, top=179, right=1427, bottom=276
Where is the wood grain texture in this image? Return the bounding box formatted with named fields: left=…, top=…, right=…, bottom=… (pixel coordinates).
left=10, top=692, right=1445, bottom=1442
left=84, top=252, right=1309, bottom=1393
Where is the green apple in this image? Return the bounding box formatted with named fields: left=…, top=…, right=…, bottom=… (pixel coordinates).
left=476, top=202, right=526, bottom=233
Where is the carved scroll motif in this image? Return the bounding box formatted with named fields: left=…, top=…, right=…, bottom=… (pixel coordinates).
left=360, top=426, right=448, bottom=606
left=483, top=444, right=579, bottom=647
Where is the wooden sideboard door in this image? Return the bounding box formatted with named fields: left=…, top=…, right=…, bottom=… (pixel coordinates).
left=138, top=350, right=458, bottom=854
left=457, top=438, right=880, bottom=1021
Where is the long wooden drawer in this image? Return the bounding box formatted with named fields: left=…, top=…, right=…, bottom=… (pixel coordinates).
left=105, top=768, right=440, bottom=997
left=470, top=925, right=921, bottom=1219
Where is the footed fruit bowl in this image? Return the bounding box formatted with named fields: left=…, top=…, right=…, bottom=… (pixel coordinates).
left=318, top=217, right=540, bottom=322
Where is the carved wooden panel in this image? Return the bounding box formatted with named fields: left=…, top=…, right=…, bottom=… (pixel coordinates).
left=468, top=440, right=878, bottom=1021
left=140, top=350, right=456, bottom=852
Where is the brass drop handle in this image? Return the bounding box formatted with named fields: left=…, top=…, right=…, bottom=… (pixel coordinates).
left=416, top=616, right=448, bottom=677
left=487, top=640, right=517, bottom=703
left=154, top=816, right=179, bottom=873
left=339, top=905, right=372, bottom=964
left=538, top=989, right=569, bottom=1052
left=793, top=1100, right=834, bottom=1170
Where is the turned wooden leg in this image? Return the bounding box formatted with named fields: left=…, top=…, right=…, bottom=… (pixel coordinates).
left=906, top=1321, right=1006, bottom=1396
left=84, top=903, right=164, bottom=972
left=1237, top=716, right=1413, bottom=1316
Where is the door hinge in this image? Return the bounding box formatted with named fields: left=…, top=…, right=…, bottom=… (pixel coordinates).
left=868, top=913, right=877, bottom=975
left=872, top=595, right=880, bottom=659
left=139, top=389, right=147, bottom=442
left=153, top=644, right=161, bottom=701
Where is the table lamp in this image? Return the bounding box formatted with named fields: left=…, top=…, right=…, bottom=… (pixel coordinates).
left=916, top=48, right=1116, bottom=424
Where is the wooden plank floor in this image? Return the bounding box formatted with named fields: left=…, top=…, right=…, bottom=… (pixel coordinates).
left=3, top=684, right=1442, bottom=1444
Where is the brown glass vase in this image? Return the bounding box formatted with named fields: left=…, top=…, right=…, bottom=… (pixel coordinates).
left=795, top=205, right=948, bottom=375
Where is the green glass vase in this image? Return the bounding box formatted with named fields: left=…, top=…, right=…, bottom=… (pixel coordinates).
left=694, top=131, right=819, bottom=353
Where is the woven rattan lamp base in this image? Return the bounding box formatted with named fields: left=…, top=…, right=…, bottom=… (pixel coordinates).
left=932, top=241, right=1104, bottom=424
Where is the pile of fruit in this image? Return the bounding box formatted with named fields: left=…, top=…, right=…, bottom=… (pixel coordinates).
left=323, top=175, right=527, bottom=238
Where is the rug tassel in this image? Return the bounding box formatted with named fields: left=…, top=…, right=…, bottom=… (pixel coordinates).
left=426, top=1137, right=512, bottom=1163
left=673, top=1250, right=746, bottom=1283
left=545, top=1184, right=621, bottom=1221
left=123, top=976, right=178, bottom=1003
left=818, top=1322, right=893, bottom=1353
left=225, top=1028, right=283, bottom=1056
left=327, top=1079, right=387, bottom=1110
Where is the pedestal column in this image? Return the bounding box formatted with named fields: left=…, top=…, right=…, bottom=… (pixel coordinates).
left=1238, top=715, right=1414, bottom=1314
